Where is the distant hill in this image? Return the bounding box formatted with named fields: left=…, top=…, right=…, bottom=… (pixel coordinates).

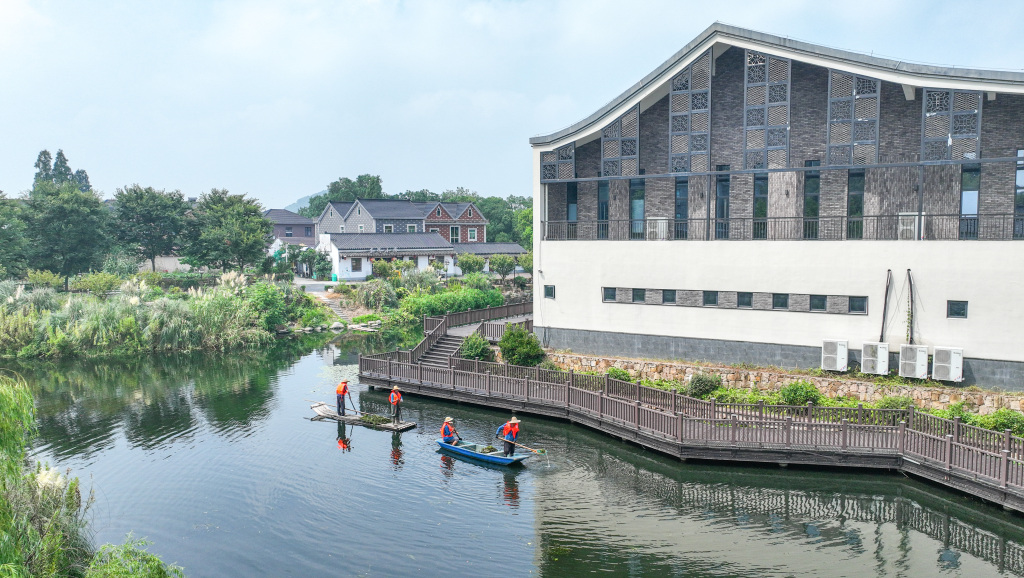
left=284, top=190, right=326, bottom=213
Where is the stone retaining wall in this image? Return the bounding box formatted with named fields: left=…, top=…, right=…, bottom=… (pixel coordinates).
left=546, top=352, right=1023, bottom=414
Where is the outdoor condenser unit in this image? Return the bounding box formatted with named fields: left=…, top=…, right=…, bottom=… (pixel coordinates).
left=899, top=344, right=929, bottom=379
left=860, top=342, right=889, bottom=375
left=932, top=347, right=964, bottom=382
left=821, top=340, right=848, bottom=372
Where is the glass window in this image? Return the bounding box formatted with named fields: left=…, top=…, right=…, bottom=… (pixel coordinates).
left=810, top=295, right=827, bottom=311
left=947, top=300, right=968, bottom=318
left=662, top=290, right=677, bottom=304
left=305, top=226, right=313, bottom=236
left=351, top=257, right=362, bottom=272
left=629, top=180, right=645, bottom=239
left=285, top=226, right=293, bottom=237
left=849, top=296, right=868, bottom=314
left=408, top=224, right=416, bottom=233
left=737, top=292, right=753, bottom=308
left=703, top=291, right=718, bottom=306
left=715, top=166, right=730, bottom=239
left=383, top=224, right=393, bottom=233
left=598, top=181, right=610, bottom=240
left=803, top=160, right=820, bottom=240
left=603, top=287, right=616, bottom=302
left=632, top=288, right=646, bottom=303
left=436, top=207, right=442, bottom=217
left=960, top=165, right=980, bottom=240
left=772, top=293, right=789, bottom=309
left=468, top=228, right=477, bottom=241
left=544, top=285, right=555, bottom=299
left=429, top=227, right=438, bottom=233
left=753, top=173, right=768, bottom=239
left=847, top=169, right=865, bottom=240
left=675, top=177, right=688, bottom=240
left=450, top=226, right=459, bottom=243
left=1017, top=150, right=1024, bottom=215
left=358, top=225, right=364, bottom=233
left=567, top=182, right=578, bottom=222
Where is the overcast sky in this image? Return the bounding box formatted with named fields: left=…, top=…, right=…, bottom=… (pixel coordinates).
left=2, top=0, right=1023, bottom=208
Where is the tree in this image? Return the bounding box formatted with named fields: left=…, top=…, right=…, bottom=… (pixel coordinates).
left=456, top=253, right=485, bottom=275
left=489, top=254, right=516, bottom=283
left=299, top=174, right=385, bottom=218
left=440, top=187, right=480, bottom=203
left=115, top=185, right=190, bottom=271
left=33, top=150, right=52, bottom=183
left=498, top=325, right=545, bottom=367
left=24, top=180, right=112, bottom=289
left=180, top=189, right=272, bottom=271
left=51, top=149, right=73, bottom=184
left=514, top=207, right=533, bottom=247
left=0, top=193, right=28, bottom=277
left=518, top=251, right=532, bottom=274
left=476, top=196, right=513, bottom=242
left=396, top=189, right=440, bottom=202
left=73, top=169, right=91, bottom=192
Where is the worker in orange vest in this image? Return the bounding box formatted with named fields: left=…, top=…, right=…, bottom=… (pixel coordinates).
left=441, top=417, right=459, bottom=445
left=495, top=416, right=520, bottom=457
left=389, top=386, right=403, bottom=424
left=336, top=380, right=350, bottom=416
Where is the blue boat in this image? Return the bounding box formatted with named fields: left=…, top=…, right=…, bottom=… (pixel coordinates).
left=436, top=439, right=531, bottom=466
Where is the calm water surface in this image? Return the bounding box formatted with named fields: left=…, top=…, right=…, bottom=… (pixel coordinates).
left=9, top=340, right=1024, bottom=577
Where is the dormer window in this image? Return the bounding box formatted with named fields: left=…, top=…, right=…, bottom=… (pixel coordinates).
left=330, top=210, right=333, bottom=217
left=436, top=207, right=441, bottom=217
left=358, top=207, right=361, bottom=215
left=468, top=208, right=472, bottom=217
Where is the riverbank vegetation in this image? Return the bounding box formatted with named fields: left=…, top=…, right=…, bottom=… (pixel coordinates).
left=0, top=273, right=335, bottom=359
left=0, top=373, right=184, bottom=576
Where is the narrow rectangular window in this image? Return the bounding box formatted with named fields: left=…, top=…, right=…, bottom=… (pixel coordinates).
left=383, top=224, right=393, bottom=233
left=429, top=227, right=439, bottom=233
left=674, top=177, right=688, bottom=240
left=632, top=288, right=646, bottom=303
left=629, top=179, right=645, bottom=240
left=803, top=160, right=820, bottom=240
left=544, top=285, right=556, bottom=299
left=305, top=226, right=312, bottom=236
left=450, top=226, right=460, bottom=243
left=960, top=165, right=980, bottom=240
left=339, top=225, right=345, bottom=232
left=947, top=300, right=968, bottom=318
left=1016, top=150, right=1024, bottom=239
left=285, top=226, right=293, bottom=237
left=567, top=182, right=578, bottom=222
left=436, top=207, right=442, bottom=217
left=810, top=295, right=827, bottom=311
left=468, top=228, right=477, bottom=241
left=772, top=293, right=789, bottom=309
left=407, top=224, right=416, bottom=233
left=753, top=173, right=768, bottom=239
left=847, top=169, right=865, bottom=240
left=358, top=225, right=364, bottom=233
left=849, top=296, right=867, bottom=314
left=737, top=292, right=753, bottom=308
left=597, top=180, right=610, bottom=240
left=351, top=257, right=362, bottom=272
left=662, top=289, right=677, bottom=304
left=703, top=291, right=718, bottom=306
left=715, top=165, right=730, bottom=239
left=603, top=287, right=616, bottom=302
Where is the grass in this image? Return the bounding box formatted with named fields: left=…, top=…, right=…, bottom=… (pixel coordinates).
left=359, top=414, right=391, bottom=426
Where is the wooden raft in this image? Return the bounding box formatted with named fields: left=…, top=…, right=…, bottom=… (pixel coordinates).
left=309, top=402, right=416, bottom=432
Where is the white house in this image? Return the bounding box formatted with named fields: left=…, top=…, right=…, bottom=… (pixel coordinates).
left=317, top=232, right=457, bottom=281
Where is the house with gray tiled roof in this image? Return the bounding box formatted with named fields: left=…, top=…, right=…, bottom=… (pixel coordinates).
left=313, top=198, right=489, bottom=243
left=317, top=232, right=458, bottom=281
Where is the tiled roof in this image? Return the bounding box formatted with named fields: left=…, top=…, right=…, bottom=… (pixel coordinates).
left=326, top=201, right=354, bottom=218
left=325, top=232, right=454, bottom=253
left=264, top=209, right=313, bottom=224
left=452, top=242, right=527, bottom=255
left=357, top=198, right=431, bottom=219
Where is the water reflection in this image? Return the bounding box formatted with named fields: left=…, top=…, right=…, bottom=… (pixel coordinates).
left=390, top=432, right=404, bottom=470
left=336, top=422, right=352, bottom=453
left=502, top=470, right=520, bottom=508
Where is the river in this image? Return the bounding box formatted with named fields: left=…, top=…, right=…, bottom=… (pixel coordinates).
left=9, top=339, right=1024, bottom=577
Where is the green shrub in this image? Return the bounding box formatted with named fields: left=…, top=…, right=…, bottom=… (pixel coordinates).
left=356, top=278, right=399, bottom=310
left=536, top=358, right=560, bottom=371
left=245, top=282, right=287, bottom=331
left=70, top=272, right=123, bottom=297
left=102, top=251, right=143, bottom=278
left=498, top=325, right=545, bottom=367
left=371, top=259, right=394, bottom=280
left=974, top=408, right=1024, bottom=436
left=642, top=378, right=685, bottom=392
left=300, top=308, right=331, bottom=327
left=873, top=395, right=916, bottom=410
left=351, top=313, right=381, bottom=324
left=606, top=367, right=631, bottom=382
left=687, top=373, right=722, bottom=399
left=778, top=380, right=824, bottom=406
left=513, top=276, right=529, bottom=289
left=461, top=272, right=492, bottom=291
left=399, top=286, right=503, bottom=318
left=134, top=271, right=163, bottom=286
left=27, top=269, right=63, bottom=290
left=456, top=253, right=485, bottom=275
left=87, top=534, right=184, bottom=577
left=929, top=401, right=974, bottom=421
left=460, top=332, right=493, bottom=361
left=399, top=269, right=442, bottom=293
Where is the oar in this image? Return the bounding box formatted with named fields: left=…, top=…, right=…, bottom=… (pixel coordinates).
left=495, top=436, right=547, bottom=455
left=305, top=399, right=366, bottom=415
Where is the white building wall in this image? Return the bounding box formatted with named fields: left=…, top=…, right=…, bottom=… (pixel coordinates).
left=534, top=239, right=1024, bottom=363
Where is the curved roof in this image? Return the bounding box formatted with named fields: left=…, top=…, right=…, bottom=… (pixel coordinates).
left=530, top=22, right=1024, bottom=147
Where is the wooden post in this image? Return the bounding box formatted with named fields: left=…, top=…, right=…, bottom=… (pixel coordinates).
left=857, top=403, right=863, bottom=425
left=710, top=397, right=717, bottom=420
left=636, top=380, right=641, bottom=402
left=486, top=371, right=491, bottom=396
left=671, top=392, right=677, bottom=414
left=418, top=362, right=422, bottom=383
left=357, top=353, right=362, bottom=373
left=635, top=401, right=640, bottom=431
left=524, top=377, right=529, bottom=400
left=1001, top=449, right=1010, bottom=488
left=569, top=369, right=574, bottom=389
left=677, top=412, right=684, bottom=442
left=908, top=406, right=915, bottom=430
left=953, top=417, right=961, bottom=443
left=603, top=374, right=609, bottom=395
left=841, top=419, right=848, bottom=450
left=730, top=414, right=737, bottom=444
left=599, top=392, right=604, bottom=418
left=475, top=358, right=480, bottom=374
left=785, top=417, right=792, bottom=447
left=758, top=400, right=764, bottom=421
left=565, top=381, right=570, bottom=408
left=945, top=434, right=954, bottom=470
left=898, top=421, right=906, bottom=454
left=387, top=359, right=392, bottom=381
left=807, top=401, right=813, bottom=423
left=1005, top=429, right=1013, bottom=453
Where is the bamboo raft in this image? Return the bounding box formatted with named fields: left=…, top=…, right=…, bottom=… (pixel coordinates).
left=309, top=402, right=416, bottom=432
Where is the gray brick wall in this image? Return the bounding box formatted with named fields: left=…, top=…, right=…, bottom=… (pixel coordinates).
left=547, top=183, right=567, bottom=221
left=980, top=93, right=1024, bottom=219
left=790, top=293, right=810, bottom=312
left=645, top=288, right=662, bottom=305
left=639, top=94, right=669, bottom=175
left=679, top=290, right=701, bottom=307
left=710, top=46, right=744, bottom=171
left=318, top=206, right=347, bottom=233
left=789, top=60, right=828, bottom=168
left=645, top=177, right=674, bottom=218
left=719, top=291, right=738, bottom=309
left=752, top=292, right=772, bottom=310
left=576, top=139, right=601, bottom=179
left=345, top=204, right=375, bottom=233
left=376, top=218, right=421, bottom=233
left=878, top=82, right=920, bottom=163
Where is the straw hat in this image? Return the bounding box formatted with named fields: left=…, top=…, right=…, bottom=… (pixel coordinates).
left=443, top=417, right=453, bottom=423
left=392, top=385, right=400, bottom=391
left=509, top=417, right=520, bottom=424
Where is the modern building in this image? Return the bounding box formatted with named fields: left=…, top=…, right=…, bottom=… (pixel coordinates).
left=531, top=23, right=1024, bottom=387
left=314, top=198, right=489, bottom=243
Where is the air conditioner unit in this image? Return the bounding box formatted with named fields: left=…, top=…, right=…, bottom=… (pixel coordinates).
left=899, top=344, right=929, bottom=379
left=898, top=212, right=920, bottom=240
left=861, top=342, right=889, bottom=375
left=932, top=347, right=964, bottom=382
left=821, top=340, right=848, bottom=371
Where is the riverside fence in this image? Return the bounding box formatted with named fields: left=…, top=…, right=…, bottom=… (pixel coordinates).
left=359, top=351, right=1024, bottom=513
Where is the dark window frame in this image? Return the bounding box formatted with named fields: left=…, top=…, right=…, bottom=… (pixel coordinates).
left=597, top=180, right=610, bottom=239
left=849, top=296, right=868, bottom=314
left=603, top=287, right=616, bottom=302
left=284, top=226, right=293, bottom=237
left=632, top=288, right=646, bottom=303
left=544, top=285, right=556, bottom=299
left=803, top=160, right=821, bottom=240
left=662, top=289, right=677, bottom=304
left=703, top=290, right=719, bottom=306
left=674, top=177, right=688, bottom=239
left=847, top=169, right=865, bottom=240
left=772, top=293, right=789, bottom=310
left=567, top=182, right=578, bottom=223
left=810, top=294, right=827, bottom=312
left=715, top=165, right=730, bottom=240
left=947, top=300, right=968, bottom=318
left=737, top=292, right=753, bottom=308
left=351, top=257, right=362, bottom=272
left=959, top=164, right=980, bottom=240
left=305, top=226, right=313, bottom=237
left=753, top=173, right=768, bottom=239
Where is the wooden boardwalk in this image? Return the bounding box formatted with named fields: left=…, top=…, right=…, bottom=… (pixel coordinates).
left=309, top=402, right=416, bottom=432
left=359, top=353, right=1024, bottom=514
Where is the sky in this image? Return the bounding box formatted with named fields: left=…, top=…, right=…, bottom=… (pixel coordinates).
left=2, top=0, right=1024, bottom=209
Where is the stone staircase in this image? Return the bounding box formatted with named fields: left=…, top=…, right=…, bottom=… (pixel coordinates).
left=417, top=335, right=465, bottom=368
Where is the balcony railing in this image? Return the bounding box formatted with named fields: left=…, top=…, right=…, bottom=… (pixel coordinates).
left=543, top=214, right=1024, bottom=241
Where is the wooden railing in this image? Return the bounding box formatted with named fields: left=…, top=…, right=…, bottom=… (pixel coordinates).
left=439, top=301, right=533, bottom=329
left=359, top=355, right=1024, bottom=504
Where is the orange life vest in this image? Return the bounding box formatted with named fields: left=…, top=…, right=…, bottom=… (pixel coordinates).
left=336, top=382, right=349, bottom=396
left=390, top=391, right=402, bottom=405
left=441, top=423, right=455, bottom=438
left=501, top=422, right=519, bottom=440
